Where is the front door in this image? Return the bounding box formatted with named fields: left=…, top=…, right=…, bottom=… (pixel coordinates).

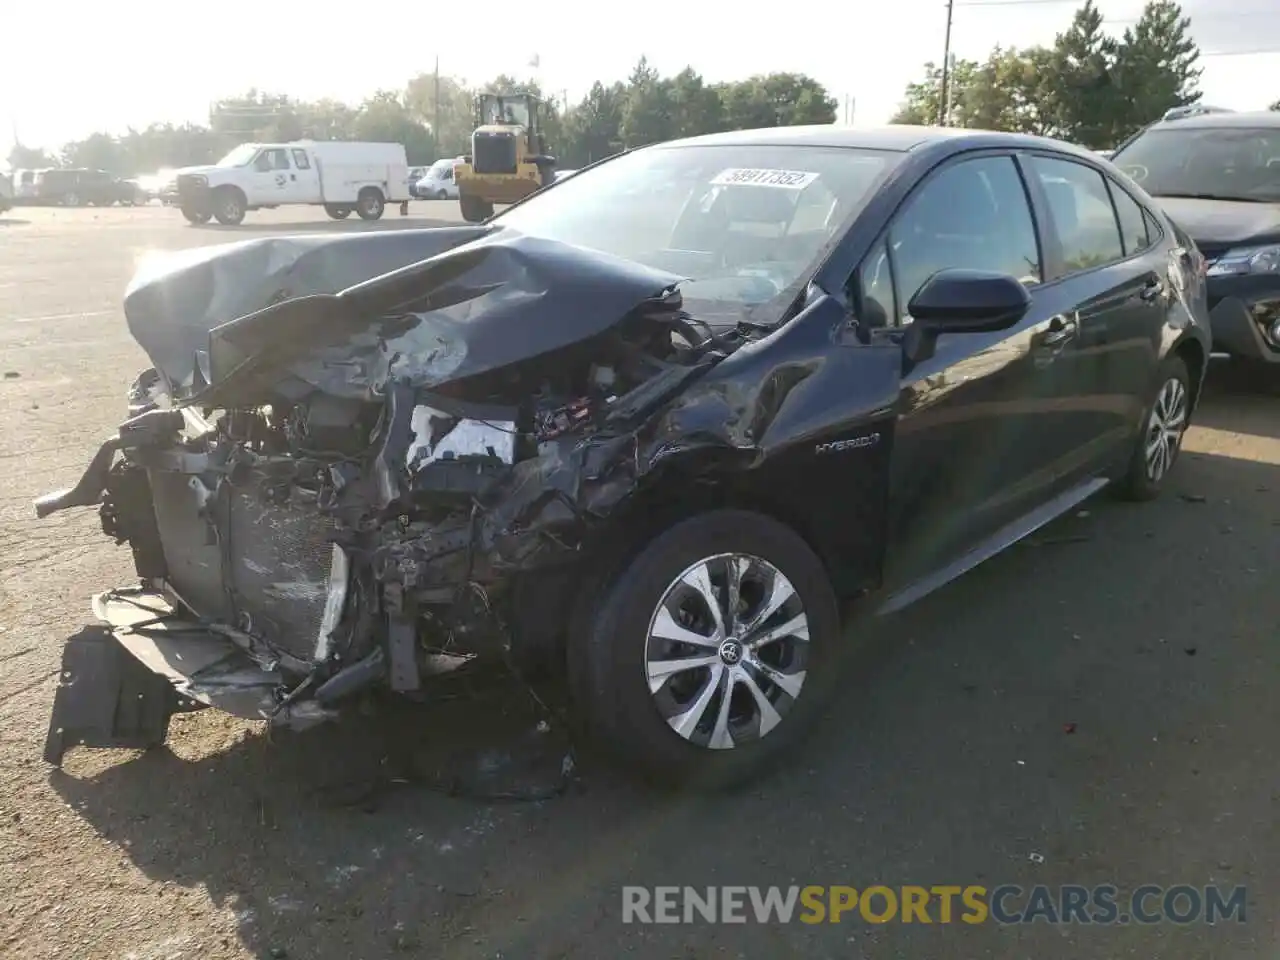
left=247, top=148, right=292, bottom=205
left=866, top=153, right=1087, bottom=588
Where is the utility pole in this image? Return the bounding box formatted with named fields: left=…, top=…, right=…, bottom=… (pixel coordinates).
left=939, top=0, right=955, bottom=126
left=433, top=55, right=441, bottom=155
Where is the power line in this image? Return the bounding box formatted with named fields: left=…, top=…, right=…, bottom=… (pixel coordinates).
left=1200, top=47, right=1280, bottom=56
left=956, top=0, right=1081, bottom=5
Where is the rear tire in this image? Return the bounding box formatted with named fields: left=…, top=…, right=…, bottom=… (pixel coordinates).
left=459, top=194, right=493, bottom=223
left=1114, top=354, right=1191, bottom=501
left=568, top=509, right=841, bottom=790
left=356, top=188, right=385, bottom=221
left=325, top=204, right=352, bottom=220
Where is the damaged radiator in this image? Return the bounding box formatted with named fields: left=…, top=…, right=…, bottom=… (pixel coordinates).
left=148, top=470, right=339, bottom=660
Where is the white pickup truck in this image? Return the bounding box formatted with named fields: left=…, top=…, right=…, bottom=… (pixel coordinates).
left=173, top=140, right=412, bottom=226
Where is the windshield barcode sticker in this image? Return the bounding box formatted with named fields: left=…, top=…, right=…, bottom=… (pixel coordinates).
left=710, top=168, right=820, bottom=189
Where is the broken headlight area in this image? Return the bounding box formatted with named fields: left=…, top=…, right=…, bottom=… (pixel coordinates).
left=40, top=295, right=732, bottom=762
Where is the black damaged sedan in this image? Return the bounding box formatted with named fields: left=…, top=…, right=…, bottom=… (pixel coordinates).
left=39, top=125, right=1211, bottom=787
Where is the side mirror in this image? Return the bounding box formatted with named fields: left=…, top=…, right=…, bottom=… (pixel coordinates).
left=902, top=269, right=1031, bottom=368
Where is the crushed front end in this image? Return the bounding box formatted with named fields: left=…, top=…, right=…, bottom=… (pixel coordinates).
left=37, top=229, right=735, bottom=763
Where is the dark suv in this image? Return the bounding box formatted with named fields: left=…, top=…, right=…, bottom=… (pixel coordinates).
left=34, top=168, right=135, bottom=207
left=1111, top=110, right=1280, bottom=372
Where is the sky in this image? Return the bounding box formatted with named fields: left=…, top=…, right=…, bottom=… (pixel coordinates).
left=2, top=0, right=1279, bottom=159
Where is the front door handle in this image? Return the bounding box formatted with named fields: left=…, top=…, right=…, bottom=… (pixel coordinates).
left=1139, top=277, right=1165, bottom=302
left=1042, top=314, right=1078, bottom=346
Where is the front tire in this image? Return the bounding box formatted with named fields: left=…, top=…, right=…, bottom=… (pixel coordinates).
left=212, top=187, right=246, bottom=226
left=569, top=509, right=841, bottom=789
left=1114, top=354, right=1191, bottom=501
left=355, top=188, right=385, bottom=221
left=459, top=194, right=493, bottom=223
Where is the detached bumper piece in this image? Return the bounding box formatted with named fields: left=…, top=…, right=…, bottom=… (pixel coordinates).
left=44, top=587, right=283, bottom=766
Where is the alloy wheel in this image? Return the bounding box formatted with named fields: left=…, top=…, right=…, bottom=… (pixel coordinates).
left=644, top=553, right=809, bottom=750
left=1145, top=376, right=1187, bottom=482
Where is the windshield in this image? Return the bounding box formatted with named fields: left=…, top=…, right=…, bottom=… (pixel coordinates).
left=1113, top=127, right=1280, bottom=202
left=216, top=145, right=260, bottom=168
left=482, top=97, right=531, bottom=127
left=494, top=143, right=901, bottom=325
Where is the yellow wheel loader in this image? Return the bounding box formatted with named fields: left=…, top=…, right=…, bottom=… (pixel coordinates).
left=455, top=93, right=556, bottom=223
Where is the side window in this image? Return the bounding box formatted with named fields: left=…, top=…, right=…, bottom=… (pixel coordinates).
left=291, top=149, right=311, bottom=170
left=1143, top=209, right=1164, bottom=244
left=1107, top=180, right=1151, bottom=256
left=253, top=152, right=273, bottom=173
left=857, top=240, right=896, bottom=328
left=1027, top=156, right=1124, bottom=276
left=889, top=156, right=1041, bottom=324
left=442, top=166, right=453, bottom=182
left=268, top=149, right=291, bottom=170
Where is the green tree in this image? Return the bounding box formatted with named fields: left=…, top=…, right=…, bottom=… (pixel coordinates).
left=961, top=46, right=1056, bottom=134
left=718, top=73, right=837, bottom=129
left=561, top=81, right=625, bottom=166
left=1043, top=0, right=1120, bottom=147
left=890, top=59, right=979, bottom=125
left=7, top=143, right=58, bottom=169
left=669, top=68, right=724, bottom=138
left=620, top=57, right=677, bottom=147
left=61, top=132, right=123, bottom=171
left=404, top=72, right=475, bottom=157
left=1109, top=1, right=1202, bottom=143
left=1271, top=99, right=1280, bottom=111
left=353, top=91, right=435, bottom=164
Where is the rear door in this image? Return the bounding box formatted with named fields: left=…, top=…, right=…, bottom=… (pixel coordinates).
left=1020, top=153, right=1167, bottom=475
left=287, top=148, right=321, bottom=202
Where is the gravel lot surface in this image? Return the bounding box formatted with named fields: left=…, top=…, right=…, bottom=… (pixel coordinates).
left=1, top=203, right=1277, bottom=960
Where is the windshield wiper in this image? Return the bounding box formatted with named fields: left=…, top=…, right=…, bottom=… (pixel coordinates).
left=1154, top=191, right=1271, bottom=203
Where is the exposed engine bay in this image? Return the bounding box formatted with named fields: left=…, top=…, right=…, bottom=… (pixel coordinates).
left=37, top=227, right=775, bottom=757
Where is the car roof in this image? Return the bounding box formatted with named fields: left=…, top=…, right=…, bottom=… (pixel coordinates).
left=652, top=124, right=1104, bottom=161
left=1147, top=110, right=1280, bottom=131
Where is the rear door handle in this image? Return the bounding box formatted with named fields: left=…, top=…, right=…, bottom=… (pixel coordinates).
left=1042, top=314, right=1078, bottom=346
left=1139, top=277, right=1165, bottom=302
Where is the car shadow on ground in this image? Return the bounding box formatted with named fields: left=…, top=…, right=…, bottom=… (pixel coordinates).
left=0, top=217, right=32, bottom=227
left=189, top=215, right=463, bottom=235
left=1196, top=362, right=1280, bottom=438
left=48, top=444, right=1280, bottom=960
